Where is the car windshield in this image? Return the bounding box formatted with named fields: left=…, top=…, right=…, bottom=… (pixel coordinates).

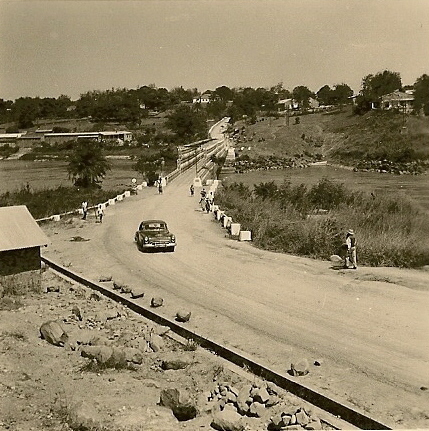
left=141, top=222, right=166, bottom=231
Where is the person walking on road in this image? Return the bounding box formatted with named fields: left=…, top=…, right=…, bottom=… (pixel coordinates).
left=81, top=201, right=88, bottom=220
left=96, top=204, right=104, bottom=223
left=190, top=184, right=194, bottom=196
left=344, top=229, right=357, bottom=269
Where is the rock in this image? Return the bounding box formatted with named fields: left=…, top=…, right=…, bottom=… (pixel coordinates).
left=149, top=333, right=164, bottom=352
left=266, top=395, right=280, bottom=407
left=151, top=297, right=164, bottom=307
left=290, top=358, right=309, bottom=376
left=175, top=310, right=191, bottom=322
left=161, top=359, right=189, bottom=370
left=211, top=409, right=245, bottom=431
left=68, top=402, right=105, bottom=430
left=99, top=275, right=112, bottom=282
left=313, top=359, right=323, bottom=366
left=113, top=281, right=125, bottom=290
left=252, top=387, right=270, bottom=404
left=124, top=347, right=143, bottom=364
left=120, top=284, right=132, bottom=294
left=131, top=287, right=145, bottom=299
left=81, top=345, right=113, bottom=365
left=89, top=293, right=101, bottom=301
left=305, top=419, right=322, bottom=430
left=248, top=401, right=266, bottom=417
left=71, top=305, right=83, bottom=321
left=46, top=285, right=60, bottom=293
left=109, top=347, right=127, bottom=368
left=40, top=321, right=68, bottom=347
left=154, top=325, right=170, bottom=336
left=159, top=388, right=198, bottom=421
left=295, top=408, right=309, bottom=426
left=236, top=385, right=252, bottom=415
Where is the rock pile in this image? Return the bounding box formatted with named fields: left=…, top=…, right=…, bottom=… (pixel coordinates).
left=204, top=381, right=324, bottom=430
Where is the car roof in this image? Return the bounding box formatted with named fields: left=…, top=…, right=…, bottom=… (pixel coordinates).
left=141, top=219, right=167, bottom=224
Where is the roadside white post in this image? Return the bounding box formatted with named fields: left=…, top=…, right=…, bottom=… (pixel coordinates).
left=239, top=231, right=252, bottom=241
left=52, top=214, right=61, bottom=222
left=124, top=191, right=131, bottom=197
left=230, top=223, right=241, bottom=236
left=108, top=199, right=116, bottom=206
left=116, top=194, right=123, bottom=201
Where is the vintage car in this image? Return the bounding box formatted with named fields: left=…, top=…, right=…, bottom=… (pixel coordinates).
left=134, top=219, right=176, bottom=252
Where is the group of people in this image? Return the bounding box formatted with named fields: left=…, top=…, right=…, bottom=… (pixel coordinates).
left=81, top=201, right=104, bottom=223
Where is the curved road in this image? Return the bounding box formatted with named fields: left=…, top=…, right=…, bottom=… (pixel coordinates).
left=43, top=126, right=429, bottom=428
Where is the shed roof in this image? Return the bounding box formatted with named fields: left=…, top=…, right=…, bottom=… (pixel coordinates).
left=0, top=205, right=50, bottom=252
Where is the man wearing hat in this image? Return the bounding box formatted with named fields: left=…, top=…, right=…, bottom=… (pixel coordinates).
left=345, top=229, right=357, bottom=269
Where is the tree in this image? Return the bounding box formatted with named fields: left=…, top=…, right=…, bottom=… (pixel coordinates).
left=316, top=85, right=333, bottom=106
left=67, top=140, right=111, bottom=188
left=356, top=70, right=402, bottom=113
left=292, top=86, right=314, bottom=110
left=166, top=105, right=207, bottom=141
left=413, top=74, right=429, bottom=115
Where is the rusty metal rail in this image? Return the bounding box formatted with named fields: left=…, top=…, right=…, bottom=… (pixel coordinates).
left=42, top=255, right=391, bottom=430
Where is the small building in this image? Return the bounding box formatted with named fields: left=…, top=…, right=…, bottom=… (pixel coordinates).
left=277, top=98, right=299, bottom=112
left=43, top=130, right=132, bottom=144
left=193, top=92, right=213, bottom=104
left=0, top=205, right=50, bottom=291
left=380, top=90, right=414, bottom=113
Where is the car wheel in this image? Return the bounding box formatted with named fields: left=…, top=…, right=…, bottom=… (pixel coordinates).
left=167, top=246, right=175, bottom=252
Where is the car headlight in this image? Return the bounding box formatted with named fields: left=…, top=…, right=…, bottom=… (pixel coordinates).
left=171, top=235, right=175, bottom=242
left=144, top=236, right=149, bottom=243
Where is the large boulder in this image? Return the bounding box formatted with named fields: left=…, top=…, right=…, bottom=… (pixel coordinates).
left=40, top=321, right=68, bottom=347
left=159, top=388, right=198, bottom=421
left=211, top=409, right=245, bottom=431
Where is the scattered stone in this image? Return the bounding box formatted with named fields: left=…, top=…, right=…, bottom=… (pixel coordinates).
left=71, top=305, right=83, bottom=321
left=314, top=359, right=323, bottom=366
left=305, top=418, right=323, bottom=430
left=159, top=388, right=198, bottom=421
left=151, top=297, right=164, bottom=307
left=290, top=358, right=309, bottom=376
left=46, top=285, right=60, bottom=293
left=175, top=310, right=191, bottom=322
left=113, top=281, right=125, bottom=290
left=211, top=409, right=245, bottom=431
left=248, top=401, right=266, bottom=417
left=89, top=293, right=101, bottom=301
left=295, top=408, right=309, bottom=426
left=68, top=402, right=105, bottom=430
left=40, top=321, right=68, bottom=347
left=120, top=284, right=132, bottom=294
left=161, top=359, right=189, bottom=370
left=99, top=275, right=112, bottom=282
left=149, top=333, right=164, bottom=352
left=252, top=386, right=270, bottom=404
left=130, top=287, right=145, bottom=299
left=154, top=325, right=170, bottom=336
left=124, top=347, right=143, bottom=364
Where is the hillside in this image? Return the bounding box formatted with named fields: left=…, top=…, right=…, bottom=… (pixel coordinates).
left=232, top=107, right=429, bottom=172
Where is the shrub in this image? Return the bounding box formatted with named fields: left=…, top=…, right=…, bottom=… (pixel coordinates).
left=215, top=179, right=429, bottom=268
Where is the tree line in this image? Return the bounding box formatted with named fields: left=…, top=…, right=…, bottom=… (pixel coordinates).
left=1, top=70, right=428, bottom=130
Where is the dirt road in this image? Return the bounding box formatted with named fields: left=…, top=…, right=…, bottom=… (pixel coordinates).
left=42, top=165, right=429, bottom=429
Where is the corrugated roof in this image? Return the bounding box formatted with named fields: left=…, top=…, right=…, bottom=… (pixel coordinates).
left=0, top=205, right=50, bottom=252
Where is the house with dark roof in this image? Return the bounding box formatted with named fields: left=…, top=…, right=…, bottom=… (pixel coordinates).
left=0, top=205, right=50, bottom=290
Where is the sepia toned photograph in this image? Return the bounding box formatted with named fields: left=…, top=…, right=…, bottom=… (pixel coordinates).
left=1, top=1, right=428, bottom=429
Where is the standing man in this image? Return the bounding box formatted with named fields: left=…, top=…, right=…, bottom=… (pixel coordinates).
left=96, top=204, right=104, bottom=223
left=81, top=201, right=88, bottom=220
left=345, top=229, right=357, bottom=269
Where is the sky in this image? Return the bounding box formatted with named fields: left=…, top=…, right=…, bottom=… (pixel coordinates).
left=1, top=0, right=429, bottom=101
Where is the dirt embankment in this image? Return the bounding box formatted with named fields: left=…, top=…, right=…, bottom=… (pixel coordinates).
left=0, top=269, right=340, bottom=431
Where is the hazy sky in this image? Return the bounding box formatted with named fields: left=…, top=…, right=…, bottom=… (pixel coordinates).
left=1, top=0, right=428, bottom=101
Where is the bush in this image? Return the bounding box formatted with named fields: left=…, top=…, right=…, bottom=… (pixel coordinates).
left=215, top=179, right=429, bottom=268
